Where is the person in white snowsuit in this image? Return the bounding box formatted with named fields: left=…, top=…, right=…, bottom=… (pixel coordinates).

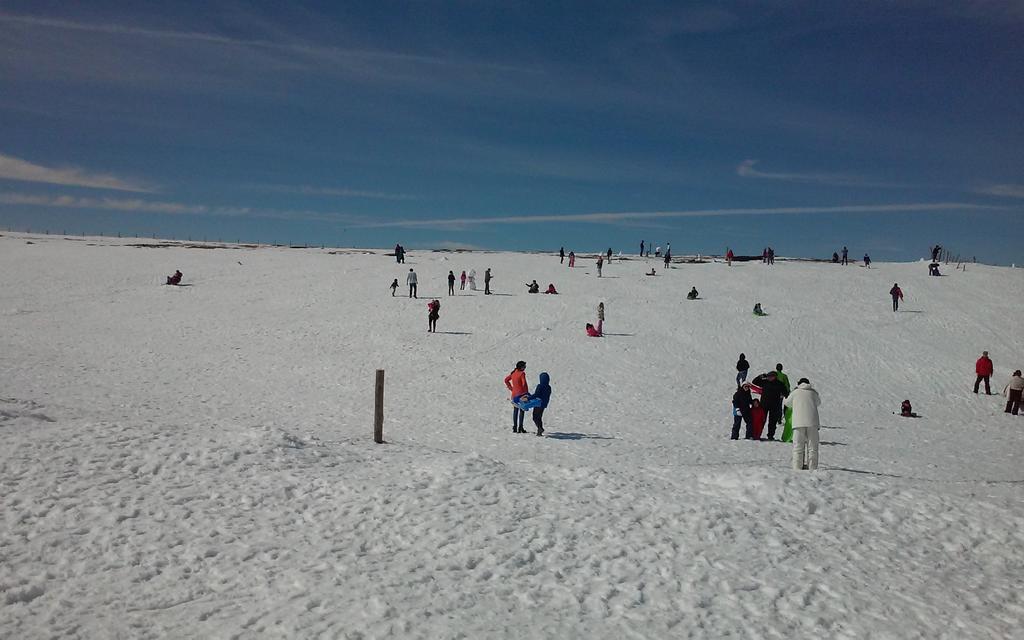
left=784, top=378, right=821, bottom=470
left=468, top=269, right=477, bottom=290
left=406, top=268, right=418, bottom=298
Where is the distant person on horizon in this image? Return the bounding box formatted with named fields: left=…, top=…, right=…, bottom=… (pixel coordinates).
left=736, top=353, right=750, bottom=386
left=842, top=246, right=849, bottom=265
left=931, top=244, right=941, bottom=261
left=768, top=247, right=775, bottom=265
left=889, top=283, right=903, bottom=311
left=975, top=351, right=994, bottom=395
left=640, top=240, right=645, bottom=256
left=447, top=270, right=456, bottom=296
left=484, top=268, right=493, bottom=294
left=832, top=252, right=839, bottom=264
left=468, top=269, right=477, bottom=290
left=607, top=247, right=613, bottom=263
left=863, top=253, right=872, bottom=268
left=406, top=268, right=418, bottom=298
left=597, top=255, right=604, bottom=277
left=427, top=299, right=440, bottom=332
left=655, top=246, right=661, bottom=257
left=389, top=278, right=399, bottom=296
left=559, top=247, right=565, bottom=264
left=762, top=247, right=768, bottom=264
left=165, top=270, right=182, bottom=285
left=786, top=377, right=821, bottom=470
left=568, top=251, right=576, bottom=268
left=726, top=248, right=734, bottom=266
left=663, top=249, right=671, bottom=269
left=460, top=270, right=467, bottom=290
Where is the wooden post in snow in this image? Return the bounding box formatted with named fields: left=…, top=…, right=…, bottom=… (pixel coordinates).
left=374, top=369, right=385, bottom=444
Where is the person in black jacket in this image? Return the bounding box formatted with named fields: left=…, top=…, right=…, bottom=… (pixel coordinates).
left=736, top=353, right=750, bottom=386
left=732, top=383, right=754, bottom=440
left=751, top=371, right=786, bottom=440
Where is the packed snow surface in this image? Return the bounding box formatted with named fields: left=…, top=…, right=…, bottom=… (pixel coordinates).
left=2, top=233, right=1023, bottom=639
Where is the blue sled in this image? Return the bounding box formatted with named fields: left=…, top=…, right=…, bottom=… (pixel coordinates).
left=514, top=397, right=543, bottom=411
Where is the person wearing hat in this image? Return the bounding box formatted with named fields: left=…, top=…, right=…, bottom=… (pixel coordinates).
left=731, top=383, right=754, bottom=440
left=785, top=377, right=822, bottom=470
left=504, top=361, right=529, bottom=433
left=975, top=351, right=994, bottom=395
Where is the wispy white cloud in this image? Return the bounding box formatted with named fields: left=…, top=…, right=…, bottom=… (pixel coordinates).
left=0, top=13, right=530, bottom=73
left=973, top=183, right=1024, bottom=199
left=0, top=152, right=155, bottom=192
left=357, top=202, right=1000, bottom=229
left=249, top=183, right=419, bottom=201
left=0, top=191, right=365, bottom=223
left=737, top=159, right=909, bottom=189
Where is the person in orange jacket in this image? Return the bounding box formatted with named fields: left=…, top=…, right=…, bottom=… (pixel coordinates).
left=504, top=361, right=529, bottom=433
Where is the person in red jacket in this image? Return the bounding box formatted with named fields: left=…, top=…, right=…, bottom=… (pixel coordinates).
left=586, top=320, right=603, bottom=337
left=504, top=361, right=529, bottom=433
left=889, top=283, right=904, bottom=312
left=726, top=248, right=734, bottom=266
left=750, top=398, right=766, bottom=440
left=975, top=350, right=994, bottom=394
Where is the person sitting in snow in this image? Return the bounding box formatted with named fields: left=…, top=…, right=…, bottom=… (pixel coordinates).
left=753, top=302, right=766, bottom=316
left=832, top=252, right=839, bottom=263
left=526, top=280, right=540, bottom=294
left=687, top=287, right=699, bottom=300
left=645, top=268, right=657, bottom=276
left=543, top=283, right=558, bottom=294
left=166, top=270, right=182, bottom=285
left=585, top=321, right=603, bottom=337
left=929, top=262, right=941, bottom=276
left=389, top=278, right=399, bottom=296
left=900, top=399, right=919, bottom=417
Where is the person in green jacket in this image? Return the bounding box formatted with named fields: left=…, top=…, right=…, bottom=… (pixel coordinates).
left=775, top=363, right=793, bottom=441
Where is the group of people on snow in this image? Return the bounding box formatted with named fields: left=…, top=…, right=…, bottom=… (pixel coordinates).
left=975, top=351, right=1024, bottom=416
left=504, top=361, right=551, bottom=436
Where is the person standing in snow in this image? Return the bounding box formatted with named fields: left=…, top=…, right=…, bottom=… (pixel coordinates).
left=1004, top=370, right=1024, bottom=415
left=607, top=247, right=613, bottom=263
left=447, top=270, right=456, bottom=296
left=768, top=247, right=775, bottom=265
left=663, top=249, right=671, bottom=269
left=406, top=268, right=418, bottom=298
left=841, top=246, right=849, bottom=265
left=529, top=372, right=552, bottom=436
left=752, top=370, right=786, bottom=440
left=975, top=351, right=994, bottom=394
left=863, top=253, right=872, bottom=268
left=762, top=247, right=768, bottom=264
left=559, top=247, right=565, bottom=264
left=751, top=398, right=766, bottom=440
left=726, top=248, right=734, bottom=266
left=785, top=378, right=822, bottom=470
left=427, top=299, right=440, bottom=333
left=732, top=383, right=754, bottom=440
left=504, top=361, right=529, bottom=433
left=736, top=353, right=750, bottom=386
left=775, top=363, right=791, bottom=424
left=394, top=243, right=403, bottom=264
left=597, top=255, right=604, bottom=277
left=655, top=246, right=661, bottom=257
left=640, top=240, right=645, bottom=256
left=889, top=283, right=904, bottom=311
left=460, top=270, right=467, bottom=290
left=597, top=302, right=605, bottom=329
left=468, top=269, right=477, bottom=290
left=484, top=268, right=493, bottom=295
left=389, top=278, right=399, bottom=296
left=568, top=251, right=576, bottom=268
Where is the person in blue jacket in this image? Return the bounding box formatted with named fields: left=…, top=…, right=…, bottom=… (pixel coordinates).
left=530, top=372, right=552, bottom=436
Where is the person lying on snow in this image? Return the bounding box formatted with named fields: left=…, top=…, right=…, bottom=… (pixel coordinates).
left=543, top=283, right=558, bottom=294
left=586, top=321, right=603, bottom=337
left=166, top=270, right=182, bottom=285
left=687, top=287, right=699, bottom=300
left=645, top=268, right=657, bottom=276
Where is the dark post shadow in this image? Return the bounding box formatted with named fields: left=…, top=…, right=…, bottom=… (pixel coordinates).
left=166, top=283, right=194, bottom=287
left=488, top=293, right=516, bottom=296
left=435, top=331, right=473, bottom=335
left=546, top=432, right=617, bottom=440
left=819, top=441, right=847, bottom=446
left=900, top=310, right=924, bottom=314
left=602, top=332, right=635, bottom=337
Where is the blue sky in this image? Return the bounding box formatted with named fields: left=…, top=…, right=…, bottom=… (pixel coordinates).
left=1, top=1, right=1022, bottom=262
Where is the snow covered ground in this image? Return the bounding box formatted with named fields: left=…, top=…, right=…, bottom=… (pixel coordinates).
left=2, top=232, right=1022, bottom=639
